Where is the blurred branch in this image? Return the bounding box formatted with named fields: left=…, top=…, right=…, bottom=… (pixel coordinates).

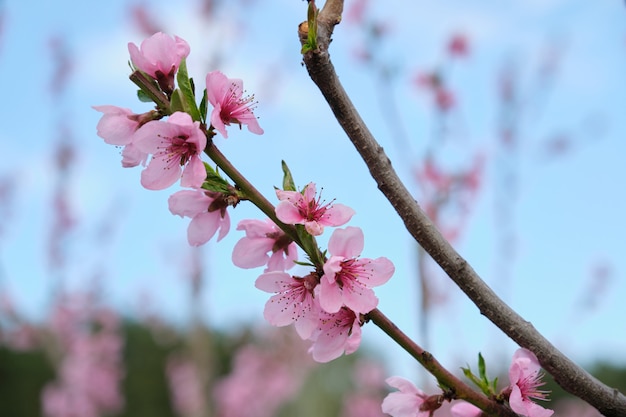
left=298, top=2, right=626, bottom=416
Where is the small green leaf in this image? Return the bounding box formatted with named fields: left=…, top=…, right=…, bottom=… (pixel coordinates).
left=170, top=89, right=187, bottom=114
left=201, top=162, right=231, bottom=193
left=301, top=0, right=318, bottom=54
left=478, top=352, right=488, bottom=382
left=281, top=160, right=297, bottom=191
left=137, top=89, right=154, bottom=103
left=176, top=58, right=201, bottom=121
left=199, top=88, right=208, bottom=124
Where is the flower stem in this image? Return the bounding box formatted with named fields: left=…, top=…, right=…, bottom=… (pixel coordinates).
left=129, top=70, right=171, bottom=112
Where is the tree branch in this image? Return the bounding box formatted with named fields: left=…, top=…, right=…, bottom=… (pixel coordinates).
left=298, top=1, right=626, bottom=415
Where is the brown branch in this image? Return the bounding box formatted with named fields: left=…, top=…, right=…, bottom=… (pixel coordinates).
left=298, top=1, right=626, bottom=416
left=368, top=309, right=517, bottom=417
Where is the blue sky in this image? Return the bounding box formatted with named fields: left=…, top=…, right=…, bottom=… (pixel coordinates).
left=1, top=0, right=626, bottom=379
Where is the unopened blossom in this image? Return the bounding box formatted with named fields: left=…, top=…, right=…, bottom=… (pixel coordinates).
left=381, top=377, right=430, bottom=417
left=93, top=105, right=149, bottom=167
left=309, top=306, right=362, bottom=363
left=255, top=271, right=320, bottom=339
left=320, top=226, right=394, bottom=314
left=508, top=348, right=554, bottom=417
left=133, top=112, right=207, bottom=190
left=128, top=32, right=190, bottom=93
left=168, top=189, right=230, bottom=246
left=275, top=182, right=355, bottom=236
left=232, top=218, right=298, bottom=272
left=451, top=402, right=483, bottom=417
left=206, top=70, right=264, bottom=138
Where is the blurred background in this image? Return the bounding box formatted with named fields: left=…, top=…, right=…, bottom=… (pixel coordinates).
left=0, top=0, right=625, bottom=416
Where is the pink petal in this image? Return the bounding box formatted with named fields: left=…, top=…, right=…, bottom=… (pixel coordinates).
left=263, top=293, right=300, bottom=327
left=215, top=212, right=230, bottom=242
left=365, top=257, right=395, bottom=286
left=450, top=402, right=482, bottom=417
left=328, top=227, right=364, bottom=258
left=255, top=271, right=291, bottom=293
left=321, top=203, right=355, bottom=227
left=232, top=237, right=273, bottom=269
left=180, top=156, right=206, bottom=188
left=343, top=285, right=378, bottom=314
left=168, top=190, right=211, bottom=218
left=304, top=221, right=324, bottom=236
left=206, top=70, right=229, bottom=106
left=319, top=280, right=344, bottom=313
left=140, top=155, right=181, bottom=190
left=187, top=212, right=220, bottom=246
left=275, top=201, right=305, bottom=224
left=93, top=105, right=137, bottom=146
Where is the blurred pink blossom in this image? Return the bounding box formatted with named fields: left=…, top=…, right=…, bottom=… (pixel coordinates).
left=214, top=345, right=301, bottom=417
left=166, top=356, right=207, bottom=417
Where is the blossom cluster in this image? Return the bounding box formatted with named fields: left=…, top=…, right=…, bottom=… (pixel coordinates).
left=382, top=348, right=554, bottom=417
left=94, top=32, right=263, bottom=246
left=235, top=182, right=395, bottom=362
left=94, top=32, right=396, bottom=364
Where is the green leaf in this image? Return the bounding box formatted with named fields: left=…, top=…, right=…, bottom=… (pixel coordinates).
left=199, top=88, right=208, bottom=124
left=281, top=160, right=297, bottom=191
left=201, top=162, right=231, bottom=193
left=301, top=0, right=318, bottom=54
left=176, top=58, right=201, bottom=121
left=169, top=89, right=187, bottom=114
left=137, top=89, right=154, bottom=103
left=478, top=352, right=488, bottom=382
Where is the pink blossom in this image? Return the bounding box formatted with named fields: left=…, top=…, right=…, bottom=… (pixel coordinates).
left=166, top=356, right=207, bottom=417
left=381, top=377, right=430, bottom=417
left=320, top=226, right=394, bottom=314
left=508, top=348, right=554, bottom=417
left=206, top=70, right=264, bottom=138
left=93, top=105, right=148, bottom=167
left=255, top=271, right=320, bottom=339
left=128, top=32, right=189, bottom=80
left=213, top=345, right=301, bottom=417
left=448, top=33, right=469, bottom=57
left=451, top=402, right=482, bottom=417
left=275, top=182, right=355, bottom=236
left=309, top=307, right=362, bottom=363
left=232, top=218, right=298, bottom=271
left=133, top=112, right=207, bottom=190
left=168, top=189, right=230, bottom=246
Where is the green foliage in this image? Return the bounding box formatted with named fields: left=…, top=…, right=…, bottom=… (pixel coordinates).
left=0, top=346, right=55, bottom=417
left=281, top=160, right=297, bottom=192
left=201, top=162, right=231, bottom=193
left=176, top=58, right=201, bottom=122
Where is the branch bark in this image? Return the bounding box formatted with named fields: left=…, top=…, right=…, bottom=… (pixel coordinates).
left=298, top=1, right=626, bottom=416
